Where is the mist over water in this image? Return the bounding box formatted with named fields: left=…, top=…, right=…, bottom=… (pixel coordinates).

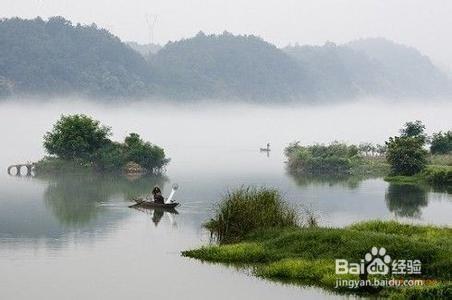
left=0, top=98, right=451, bottom=299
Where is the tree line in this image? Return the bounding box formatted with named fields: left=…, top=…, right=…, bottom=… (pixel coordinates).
left=1, top=17, right=450, bottom=100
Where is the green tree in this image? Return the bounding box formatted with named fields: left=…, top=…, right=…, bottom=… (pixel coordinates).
left=385, top=136, right=427, bottom=176
left=430, top=131, right=452, bottom=154
left=400, top=120, right=427, bottom=143
left=124, top=133, right=169, bottom=172
left=43, top=114, right=111, bottom=160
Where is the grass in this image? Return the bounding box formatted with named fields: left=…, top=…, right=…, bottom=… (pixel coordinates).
left=183, top=187, right=452, bottom=298
left=204, top=187, right=298, bottom=243
left=184, top=221, right=452, bottom=297
left=429, top=154, right=452, bottom=166
left=385, top=165, right=452, bottom=188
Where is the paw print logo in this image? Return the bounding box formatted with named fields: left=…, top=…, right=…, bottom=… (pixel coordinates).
left=365, top=247, right=391, bottom=275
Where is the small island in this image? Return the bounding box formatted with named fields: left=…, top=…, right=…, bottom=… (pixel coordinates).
left=34, top=114, right=169, bottom=175
left=285, top=120, right=452, bottom=189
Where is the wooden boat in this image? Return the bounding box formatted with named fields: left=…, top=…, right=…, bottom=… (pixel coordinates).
left=129, top=198, right=179, bottom=209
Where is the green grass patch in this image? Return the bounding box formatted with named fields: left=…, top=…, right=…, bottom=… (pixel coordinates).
left=204, top=187, right=298, bottom=243
left=385, top=165, right=452, bottom=188
left=183, top=221, right=452, bottom=297
left=429, top=154, right=452, bottom=167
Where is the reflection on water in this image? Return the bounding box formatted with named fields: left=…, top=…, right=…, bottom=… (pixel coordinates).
left=288, top=172, right=375, bottom=190
left=1, top=100, right=451, bottom=300
left=37, top=173, right=167, bottom=227
left=131, top=206, right=179, bottom=227
left=385, top=184, right=428, bottom=218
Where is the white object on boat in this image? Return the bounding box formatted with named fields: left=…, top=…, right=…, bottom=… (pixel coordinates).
left=165, top=183, right=179, bottom=203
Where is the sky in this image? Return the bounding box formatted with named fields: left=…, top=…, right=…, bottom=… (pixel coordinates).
left=2, top=0, right=452, bottom=69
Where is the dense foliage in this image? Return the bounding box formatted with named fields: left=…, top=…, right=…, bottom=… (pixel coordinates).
left=430, top=131, right=452, bottom=154
left=385, top=121, right=428, bottom=176
left=44, top=114, right=111, bottom=160
left=0, top=17, right=152, bottom=97
left=149, top=31, right=306, bottom=100
left=1, top=17, right=450, bottom=100
left=42, top=114, right=169, bottom=173
left=285, top=142, right=361, bottom=175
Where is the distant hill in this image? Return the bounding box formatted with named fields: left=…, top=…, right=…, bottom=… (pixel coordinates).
left=0, top=17, right=153, bottom=97
left=149, top=31, right=307, bottom=100
left=284, top=39, right=451, bottom=98
left=284, top=42, right=383, bottom=98
left=0, top=17, right=450, bottom=101
left=346, top=38, right=451, bottom=96
left=126, top=42, right=161, bottom=57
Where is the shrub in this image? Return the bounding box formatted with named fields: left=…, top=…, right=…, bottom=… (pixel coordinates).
left=205, top=187, right=298, bottom=243
left=124, top=133, right=170, bottom=172
left=385, top=136, right=427, bottom=176
left=422, top=166, right=452, bottom=186
left=430, top=131, right=452, bottom=154
left=285, top=142, right=360, bottom=175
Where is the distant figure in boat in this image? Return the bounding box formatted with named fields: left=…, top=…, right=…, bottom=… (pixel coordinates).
left=152, top=186, right=164, bottom=204
left=260, top=143, right=271, bottom=152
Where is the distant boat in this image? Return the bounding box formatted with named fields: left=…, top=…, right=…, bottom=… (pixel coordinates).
left=260, top=143, right=271, bottom=152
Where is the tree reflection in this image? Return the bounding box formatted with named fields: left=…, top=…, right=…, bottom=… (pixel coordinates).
left=37, top=173, right=167, bottom=227
left=385, top=184, right=428, bottom=218
left=287, top=171, right=372, bottom=189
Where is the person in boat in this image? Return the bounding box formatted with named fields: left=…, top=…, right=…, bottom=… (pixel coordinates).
left=152, top=186, right=164, bottom=204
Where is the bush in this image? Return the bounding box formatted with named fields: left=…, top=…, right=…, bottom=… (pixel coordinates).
left=124, top=133, right=169, bottom=172
left=422, top=166, right=452, bottom=186
left=430, top=131, right=452, bottom=154
left=385, top=136, right=427, bottom=176
left=94, top=142, right=125, bottom=171
left=285, top=142, right=360, bottom=175
left=205, top=187, right=298, bottom=243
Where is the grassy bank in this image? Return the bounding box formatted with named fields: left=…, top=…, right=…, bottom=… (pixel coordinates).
left=385, top=165, right=452, bottom=188
left=182, top=187, right=451, bottom=298
left=184, top=221, right=452, bottom=297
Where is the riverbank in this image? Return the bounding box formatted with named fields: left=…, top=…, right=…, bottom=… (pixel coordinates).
left=385, top=165, right=452, bottom=188
left=183, top=220, right=452, bottom=298
left=182, top=187, right=451, bottom=298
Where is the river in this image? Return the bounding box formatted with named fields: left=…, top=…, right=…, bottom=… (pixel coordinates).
left=0, top=99, right=451, bottom=299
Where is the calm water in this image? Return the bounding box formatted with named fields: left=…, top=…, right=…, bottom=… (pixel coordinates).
left=0, top=99, right=451, bottom=299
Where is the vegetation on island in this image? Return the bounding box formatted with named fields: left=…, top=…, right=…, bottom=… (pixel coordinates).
left=35, top=114, right=169, bottom=174
left=385, top=121, right=452, bottom=187
left=285, top=120, right=452, bottom=188
left=284, top=141, right=389, bottom=177
left=182, top=187, right=452, bottom=298
left=1, top=17, right=451, bottom=100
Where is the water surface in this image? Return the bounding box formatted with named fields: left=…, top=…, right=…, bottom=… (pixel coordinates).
left=1, top=99, right=451, bottom=299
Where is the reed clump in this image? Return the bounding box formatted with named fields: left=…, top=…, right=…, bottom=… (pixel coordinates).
left=204, top=186, right=298, bottom=243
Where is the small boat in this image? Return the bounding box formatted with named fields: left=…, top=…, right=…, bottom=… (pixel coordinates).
left=260, top=143, right=271, bottom=152
left=130, top=198, right=179, bottom=209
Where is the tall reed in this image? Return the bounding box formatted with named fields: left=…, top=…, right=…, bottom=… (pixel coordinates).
left=205, top=186, right=298, bottom=243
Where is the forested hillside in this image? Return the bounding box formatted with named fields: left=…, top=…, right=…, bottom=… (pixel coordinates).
left=149, top=31, right=307, bottom=100
left=0, top=17, right=153, bottom=97
left=0, top=17, right=450, bottom=100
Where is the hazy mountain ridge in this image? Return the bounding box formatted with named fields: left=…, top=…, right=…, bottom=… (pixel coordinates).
left=0, top=17, right=450, bottom=101
left=149, top=31, right=307, bottom=100
left=126, top=41, right=162, bottom=57
left=0, top=17, right=154, bottom=97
